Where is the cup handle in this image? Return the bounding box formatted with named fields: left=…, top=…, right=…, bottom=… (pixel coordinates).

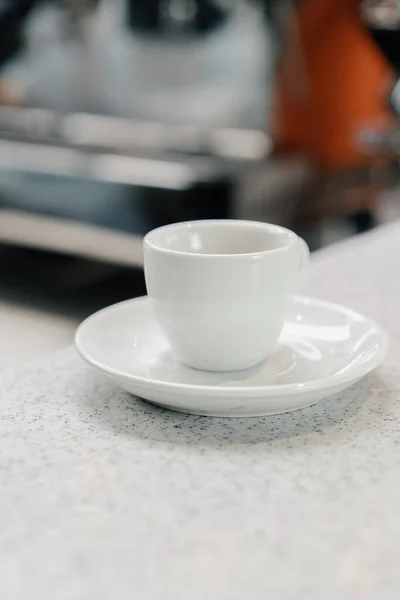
left=298, top=236, right=310, bottom=272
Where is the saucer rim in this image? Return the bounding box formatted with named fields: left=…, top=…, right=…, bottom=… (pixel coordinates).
left=75, top=295, right=389, bottom=398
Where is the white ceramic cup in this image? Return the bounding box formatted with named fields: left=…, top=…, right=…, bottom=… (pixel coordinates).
left=144, top=220, right=309, bottom=372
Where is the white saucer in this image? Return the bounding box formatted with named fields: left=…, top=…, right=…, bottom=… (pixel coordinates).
left=75, top=296, right=388, bottom=417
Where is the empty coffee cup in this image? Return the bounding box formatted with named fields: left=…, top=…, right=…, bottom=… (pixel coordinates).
left=144, top=220, right=309, bottom=372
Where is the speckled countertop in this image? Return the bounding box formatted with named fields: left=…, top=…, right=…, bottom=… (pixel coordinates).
left=1, top=223, right=400, bottom=600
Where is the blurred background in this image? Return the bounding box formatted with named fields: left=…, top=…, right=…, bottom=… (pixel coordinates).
left=1, top=0, right=400, bottom=364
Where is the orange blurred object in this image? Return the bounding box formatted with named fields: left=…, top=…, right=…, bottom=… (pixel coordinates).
left=272, top=0, right=398, bottom=171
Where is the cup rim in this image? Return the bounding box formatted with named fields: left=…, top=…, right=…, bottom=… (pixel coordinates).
left=143, top=219, right=298, bottom=258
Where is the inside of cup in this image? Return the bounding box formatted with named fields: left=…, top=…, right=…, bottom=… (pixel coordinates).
left=146, top=221, right=296, bottom=255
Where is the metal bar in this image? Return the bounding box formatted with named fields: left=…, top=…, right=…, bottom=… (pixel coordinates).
left=0, top=140, right=202, bottom=190
left=0, top=209, right=144, bottom=267
left=0, top=107, right=270, bottom=160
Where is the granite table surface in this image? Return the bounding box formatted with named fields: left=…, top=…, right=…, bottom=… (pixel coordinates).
left=0, top=223, right=399, bottom=600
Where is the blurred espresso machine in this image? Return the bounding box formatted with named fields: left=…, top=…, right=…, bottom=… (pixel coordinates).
left=0, top=0, right=278, bottom=266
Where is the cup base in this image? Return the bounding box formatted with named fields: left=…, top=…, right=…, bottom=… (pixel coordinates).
left=178, top=355, right=269, bottom=374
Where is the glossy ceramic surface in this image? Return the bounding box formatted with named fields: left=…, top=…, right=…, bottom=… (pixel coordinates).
left=144, top=220, right=309, bottom=371
left=75, top=295, right=387, bottom=417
